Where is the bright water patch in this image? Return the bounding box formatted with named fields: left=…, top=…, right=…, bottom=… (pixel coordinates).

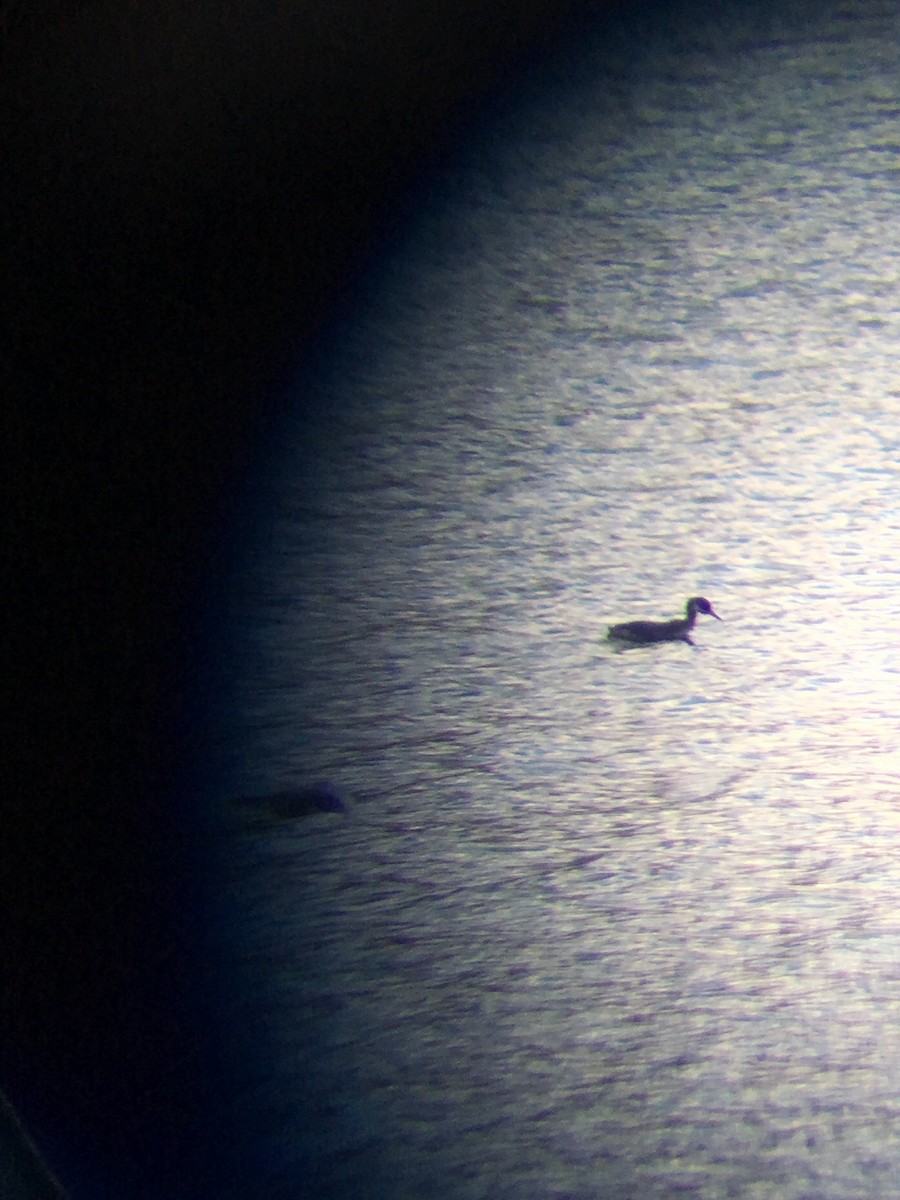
left=212, top=2, right=900, bottom=1196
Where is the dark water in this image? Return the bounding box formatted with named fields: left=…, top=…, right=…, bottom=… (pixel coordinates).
left=211, top=2, right=900, bottom=1196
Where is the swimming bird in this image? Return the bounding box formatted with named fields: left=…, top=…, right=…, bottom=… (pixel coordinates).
left=607, top=596, right=722, bottom=648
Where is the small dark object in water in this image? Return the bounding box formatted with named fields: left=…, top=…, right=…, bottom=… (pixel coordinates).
left=237, top=782, right=349, bottom=819
left=607, top=596, right=722, bottom=648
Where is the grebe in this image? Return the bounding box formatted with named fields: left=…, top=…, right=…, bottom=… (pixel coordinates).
left=607, top=596, right=722, bottom=648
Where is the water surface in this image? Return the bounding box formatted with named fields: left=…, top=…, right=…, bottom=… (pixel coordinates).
left=211, top=3, right=900, bottom=1196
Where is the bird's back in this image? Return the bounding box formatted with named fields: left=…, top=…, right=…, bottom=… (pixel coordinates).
left=607, top=617, right=686, bottom=644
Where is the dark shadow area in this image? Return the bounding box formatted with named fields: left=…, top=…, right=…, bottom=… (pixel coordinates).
left=4, top=1, right=624, bottom=1195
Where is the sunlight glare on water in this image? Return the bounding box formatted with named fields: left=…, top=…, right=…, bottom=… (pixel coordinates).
left=212, top=2, right=900, bottom=1197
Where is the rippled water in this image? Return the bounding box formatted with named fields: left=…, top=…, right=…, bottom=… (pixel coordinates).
left=211, top=2, right=900, bottom=1196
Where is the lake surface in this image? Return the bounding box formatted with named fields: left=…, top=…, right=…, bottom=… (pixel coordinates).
left=209, top=2, right=900, bottom=1195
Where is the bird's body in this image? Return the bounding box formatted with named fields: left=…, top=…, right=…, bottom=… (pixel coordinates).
left=607, top=596, right=722, bottom=648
